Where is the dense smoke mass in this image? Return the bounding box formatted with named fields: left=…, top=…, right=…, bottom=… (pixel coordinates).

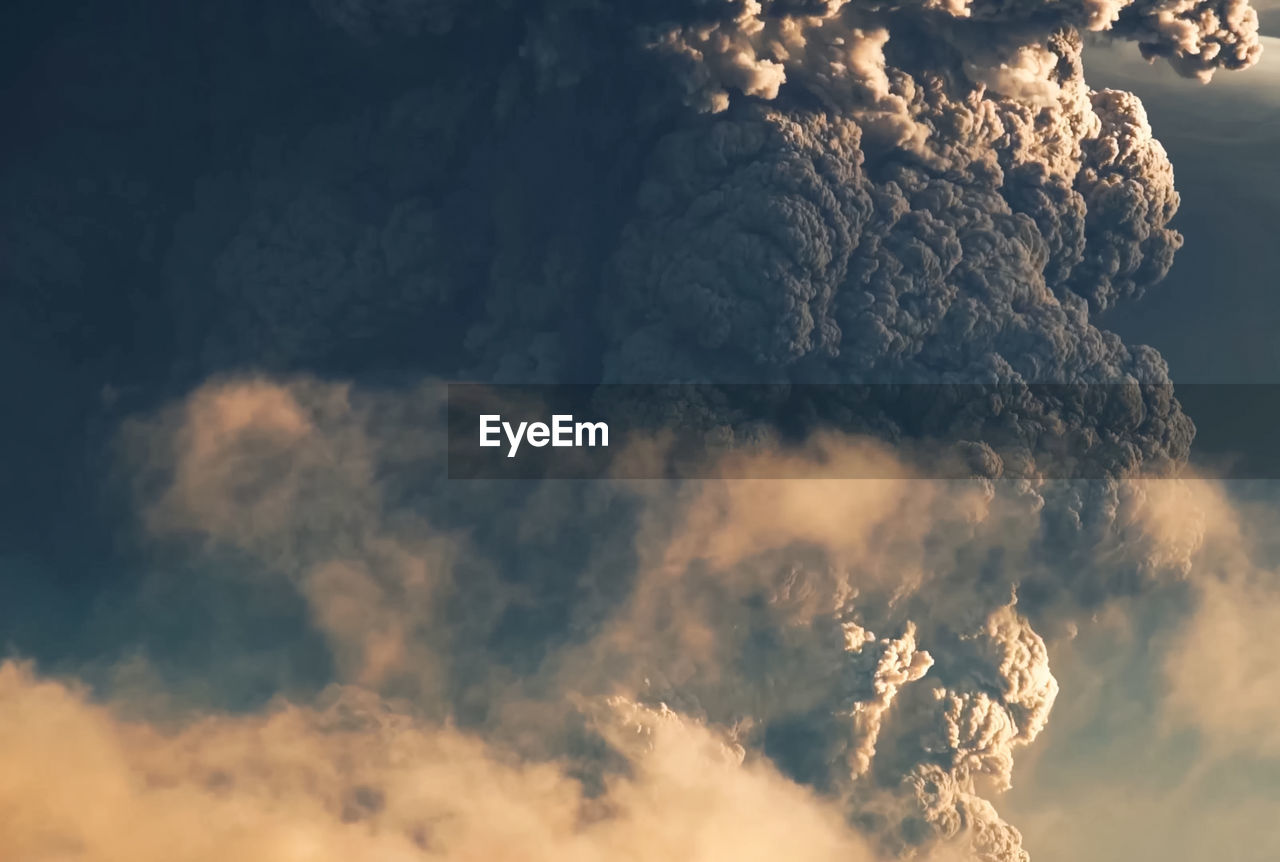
left=0, top=0, right=1267, bottom=860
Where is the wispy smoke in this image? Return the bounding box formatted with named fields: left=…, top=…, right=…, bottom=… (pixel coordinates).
left=19, top=379, right=1198, bottom=860
left=0, top=658, right=897, bottom=861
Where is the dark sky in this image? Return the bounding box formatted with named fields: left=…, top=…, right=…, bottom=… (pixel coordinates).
left=1093, top=33, right=1280, bottom=381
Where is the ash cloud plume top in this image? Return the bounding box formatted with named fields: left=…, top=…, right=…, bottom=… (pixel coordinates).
left=150, top=0, right=1212, bottom=407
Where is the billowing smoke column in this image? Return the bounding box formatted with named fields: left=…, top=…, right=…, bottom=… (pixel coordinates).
left=0, top=0, right=1262, bottom=860
left=175, top=0, right=1256, bottom=384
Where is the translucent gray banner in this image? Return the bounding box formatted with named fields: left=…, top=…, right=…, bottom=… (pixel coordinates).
left=446, top=383, right=1280, bottom=479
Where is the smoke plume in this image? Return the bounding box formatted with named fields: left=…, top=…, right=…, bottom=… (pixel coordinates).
left=0, top=0, right=1267, bottom=859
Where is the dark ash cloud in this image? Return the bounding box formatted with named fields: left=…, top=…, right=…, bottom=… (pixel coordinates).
left=0, top=0, right=1266, bottom=860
